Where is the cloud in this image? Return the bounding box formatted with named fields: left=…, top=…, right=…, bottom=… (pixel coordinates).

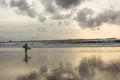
left=41, top=0, right=56, bottom=14
left=39, top=15, right=46, bottom=22
left=58, top=21, right=70, bottom=26
left=10, top=0, right=67, bottom=22
left=10, top=0, right=48, bottom=22
left=75, top=8, right=94, bottom=28
left=8, top=0, right=81, bottom=23
left=41, top=0, right=72, bottom=20
left=76, top=8, right=120, bottom=28
left=52, top=13, right=72, bottom=20
left=10, top=0, right=36, bottom=18
left=0, top=0, right=8, bottom=8
left=55, top=0, right=85, bottom=9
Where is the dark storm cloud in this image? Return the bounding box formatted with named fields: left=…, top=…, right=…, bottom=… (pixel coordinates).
left=76, top=8, right=120, bottom=28
left=0, top=0, right=8, bottom=8
left=41, top=0, right=72, bottom=20
left=55, top=0, right=85, bottom=9
left=45, top=3, right=56, bottom=14
left=41, top=0, right=56, bottom=14
left=10, top=0, right=48, bottom=22
left=75, top=8, right=94, bottom=28
left=10, top=0, right=36, bottom=18
left=40, top=0, right=90, bottom=21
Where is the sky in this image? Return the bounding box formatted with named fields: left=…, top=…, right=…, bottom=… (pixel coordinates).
left=0, top=0, right=120, bottom=41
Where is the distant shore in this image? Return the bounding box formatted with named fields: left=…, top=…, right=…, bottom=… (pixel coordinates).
left=0, top=38, right=120, bottom=48
left=0, top=38, right=119, bottom=43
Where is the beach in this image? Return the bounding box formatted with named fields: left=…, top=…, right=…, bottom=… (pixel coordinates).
left=0, top=47, right=120, bottom=80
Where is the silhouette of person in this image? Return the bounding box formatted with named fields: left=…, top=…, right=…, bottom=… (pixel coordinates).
left=23, top=43, right=31, bottom=64
left=23, top=43, right=28, bottom=53
left=23, top=43, right=28, bottom=63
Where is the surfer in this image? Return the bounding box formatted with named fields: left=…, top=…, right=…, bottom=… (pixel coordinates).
left=23, top=43, right=28, bottom=54
left=23, top=43, right=31, bottom=63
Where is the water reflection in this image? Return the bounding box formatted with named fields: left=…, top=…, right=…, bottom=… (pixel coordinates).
left=23, top=53, right=32, bottom=64
left=17, top=56, right=120, bottom=80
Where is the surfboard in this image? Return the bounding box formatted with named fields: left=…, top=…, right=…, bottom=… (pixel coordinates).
left=23, top=46, right=31, bottom=50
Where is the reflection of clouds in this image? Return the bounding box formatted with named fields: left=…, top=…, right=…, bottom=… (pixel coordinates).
left=16, top=63, right=79, bottom=80
left=17, top=72, right=38, bottom=80
left=16, top=56, right=120, bottom=80
left=1, top=48, right=120, bottom=80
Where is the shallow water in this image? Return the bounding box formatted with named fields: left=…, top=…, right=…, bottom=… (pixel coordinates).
left=0, top=47, right=120, bottom=80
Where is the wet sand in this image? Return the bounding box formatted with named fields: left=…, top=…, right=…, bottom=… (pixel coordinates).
left=0, top=47, right=120, bottom=80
